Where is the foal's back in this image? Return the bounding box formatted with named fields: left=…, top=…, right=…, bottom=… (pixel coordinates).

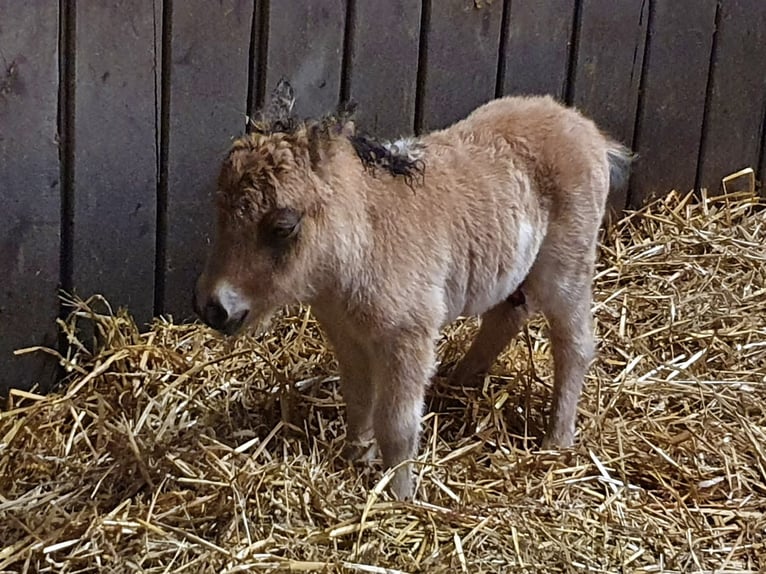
left=433, top=94, right=614, bottom=210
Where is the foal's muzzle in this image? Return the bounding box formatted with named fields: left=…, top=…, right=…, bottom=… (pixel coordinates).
left=192, top=284, right=248, bottom=336
left=201, top=297, right=249, bottom=335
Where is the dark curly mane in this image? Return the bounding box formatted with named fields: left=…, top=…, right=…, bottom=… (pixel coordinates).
left=247, top=79, right=426, bottom=186
left=348, top=132, right=426, bottom=187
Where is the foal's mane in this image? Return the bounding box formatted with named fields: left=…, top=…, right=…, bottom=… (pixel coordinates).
left=348, top=131, right=426, bottom=188
left=247, top=79, right=426, bottom=187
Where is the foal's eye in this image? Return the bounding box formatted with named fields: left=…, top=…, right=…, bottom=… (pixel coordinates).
left=263, top=207, right=302, bottom=244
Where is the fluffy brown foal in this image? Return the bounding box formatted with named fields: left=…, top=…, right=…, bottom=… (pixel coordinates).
left=194, top=80, right=632, bottom=500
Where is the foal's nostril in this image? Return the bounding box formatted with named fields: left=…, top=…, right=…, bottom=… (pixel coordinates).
left=222, top=309, right=249, bottom=336
left=203, top=300, right=229, bottom=330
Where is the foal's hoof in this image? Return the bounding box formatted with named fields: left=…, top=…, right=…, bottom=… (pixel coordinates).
left=540, top=430, right=575, bottom=451
left=341, top=439, right=378, bottom=464
left=445, top=364, right=477, bottom=387
left=389, top=466, right=414, bottom=501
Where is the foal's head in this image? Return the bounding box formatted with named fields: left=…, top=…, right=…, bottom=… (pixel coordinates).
left=193, top=79, right=354, bottom=335
left=193, top=79, right=427, bottom=336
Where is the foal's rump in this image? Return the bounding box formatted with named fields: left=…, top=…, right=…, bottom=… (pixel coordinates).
left=453, top=94, right=630, bottom=206
left=424, top=94, right=631, bottom=319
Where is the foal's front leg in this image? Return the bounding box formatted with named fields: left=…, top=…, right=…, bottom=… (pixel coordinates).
left=371, top=330, right=436, bottom=500
left=331, top=336, right=377, bottom=462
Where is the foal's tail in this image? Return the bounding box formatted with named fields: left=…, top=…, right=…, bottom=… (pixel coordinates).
left=605, top=140, right=636, bottom=194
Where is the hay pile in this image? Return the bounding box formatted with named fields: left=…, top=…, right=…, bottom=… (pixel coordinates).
left=2, top=190, right=765, bottom=573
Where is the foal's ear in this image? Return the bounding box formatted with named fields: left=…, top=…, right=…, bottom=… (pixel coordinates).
left=336, top=99, right=357, bottom=138
left=337, top=119, right=355, bottom=138
left=307, top=122, right=327, bottom=171
left=265, top=77, right=296, bottom=123
left=337, top=100, right=357, bottom=132
left=306, top=121, right=352, bottom=175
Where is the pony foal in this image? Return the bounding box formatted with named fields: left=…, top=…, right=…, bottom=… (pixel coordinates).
left=193, top=80, right=632, bottom=500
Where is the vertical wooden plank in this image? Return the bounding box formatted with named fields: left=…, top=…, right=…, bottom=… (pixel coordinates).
left=501, top=0, right=575, bottom=100
left=697, top=1, right=766, bottom=194
left=73, top=1, right=158, bottom=324
left=761, top=109, right=766, bottom=194
left=572, top=0, right=647, bottom=145
left=419, top=0, right=503, bottom=132
left=630, top=0, right=717, bottom=207
left=0, top=3, right=60, bottom=393
left=347, top=0, right=422, bottom=139
left=264, top=0, right=345, bottom=119
left=164, top=0, right=253, bottom=319
left=571, top=0, right=648, bottom=212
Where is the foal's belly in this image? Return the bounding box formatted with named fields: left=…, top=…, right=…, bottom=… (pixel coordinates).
left=444, top=218, right=541, bottom=322
left=462, top=273, right=525, bottom=317
left=442, top=266, right=528, bottom=323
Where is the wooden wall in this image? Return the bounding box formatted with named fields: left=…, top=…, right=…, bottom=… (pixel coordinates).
left=2, top=0, right=766, bottom=394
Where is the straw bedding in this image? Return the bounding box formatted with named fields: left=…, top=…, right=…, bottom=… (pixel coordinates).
left=2, top=189, right=765, bottom=573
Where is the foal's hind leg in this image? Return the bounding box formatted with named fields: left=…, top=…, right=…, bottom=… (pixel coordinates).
left=448, top=298, right=531, bottom=386
left=538, top=278, right=595, bottom=449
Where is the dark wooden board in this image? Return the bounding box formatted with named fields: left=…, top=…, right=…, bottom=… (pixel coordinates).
left=501, top=0, right=575, bottom=100
left=570, top=0, right=648, bottom=212
left=73, top=1, right=158, bottom=325
left=263, top=0, right=345, bottom=120
left=761, top=111, right=766, bottom=195
left=419, top=0, right=504, bottom=132
left=0, top=3, right=61, bottom=393
left=163, top=0, right=254, bottom=320
left=630, top=0, right=717, bottom=207
left=347, top=0, right=422, bottom=139
left=697, top=0, right=766, bottom=194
